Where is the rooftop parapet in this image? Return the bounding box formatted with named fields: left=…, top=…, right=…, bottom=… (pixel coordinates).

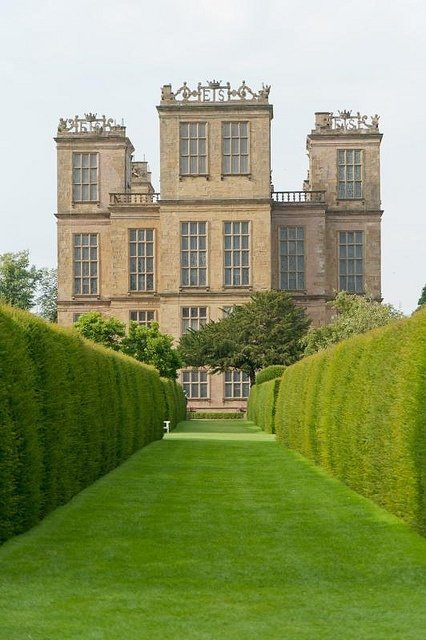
left=313, top=110, right=380, bottom=134
left=57, top=113, right=126, bottom=136
left=160, top=80, right=271, bottom=104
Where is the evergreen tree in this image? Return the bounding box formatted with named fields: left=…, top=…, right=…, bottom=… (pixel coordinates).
left=179, top=291, right=310, bottom=386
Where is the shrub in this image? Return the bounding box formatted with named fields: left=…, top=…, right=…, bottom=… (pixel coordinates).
left=273, top=309, right=426, bottom=534
left=0, top=305, right=186, bottom=544
left=247, top=378, right=281, bottom=433
left=187, top=412, right=245, bottom=420
left=161, top=378, right=187, bottom=430
left=255, top=365, right=286, bottom=385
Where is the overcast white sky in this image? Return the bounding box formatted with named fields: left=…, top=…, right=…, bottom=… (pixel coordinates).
left=0, top=0, right=425, bottom=314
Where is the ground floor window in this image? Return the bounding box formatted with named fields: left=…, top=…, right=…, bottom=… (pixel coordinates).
left=182, top=369, right=209, bottom=399
left=224, top=370, right=250, bottom=398
left=129, top=310, right=156, bottom=326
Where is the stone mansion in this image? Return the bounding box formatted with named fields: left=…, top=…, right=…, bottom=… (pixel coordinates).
left=55, top=81, right=382, bottom=410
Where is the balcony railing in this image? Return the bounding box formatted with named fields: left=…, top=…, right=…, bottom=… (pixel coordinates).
left=110, top=191, right=325, bottom=205
left=271, top=191, right=325, bottom=203
left=110, top=192, right=160, bottom=205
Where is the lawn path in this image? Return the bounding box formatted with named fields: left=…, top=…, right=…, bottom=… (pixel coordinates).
left=0, top=420, right=425, bottom=640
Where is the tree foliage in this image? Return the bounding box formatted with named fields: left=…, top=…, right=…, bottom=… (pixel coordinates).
left=0, top=251, right=58, bottom=321
left=0, top=250, right=42, bottom=310
left=418, top=285, right=426, bottom=307
left=73, top=312, right=181, bottom=378
left=121, top=322, right=182, bottom=379
left=35, top=268, right=58, bottom=322
left=73, top=312, right=126, bottom=351
left=179, top=291, right=310, bottom=385
left=302, top=291, right=403, bottom=355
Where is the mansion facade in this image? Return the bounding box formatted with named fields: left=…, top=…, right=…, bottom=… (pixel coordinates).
left=55, top=81, right=382, bottom=410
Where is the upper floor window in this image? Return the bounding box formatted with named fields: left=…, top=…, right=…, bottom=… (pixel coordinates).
left=181, top=222, right=207, bottom=286
left=224, top=370, right=250, bottom=399
left=129, top=310, right=156, bottom=326
left=279, top=226, right=305, bottom=290
left=73, top=233, right=98, bottom=295
left=181, top=306, right=207, bottom=334
left=338, top=149, right=362, bottom=199
left=72, top=153, right=98, bottom=202
left=129, top=229, right=154, bottom=291
left=180, top=122, right=207, bottom=175
left=224, top=221, right=250, bottom=286
left=222, top=122, right=249, bottom=174
left=338, top=231, right=363, bottom=293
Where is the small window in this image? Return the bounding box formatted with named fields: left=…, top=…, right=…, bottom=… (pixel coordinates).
left=73, top=233, right=98, bottom=295
left=180, top=122, right=207, bottom=175
left=72, top=153, right=98, bottom=202
left=182, top=369, right=209, bottom=399
left=181, top=307, right=207, bottom=334
left=337, top=149, right=362, bottom=199
left=222, top=122, right=249, bottom=175
left=338, top=231, right=364, bottom=292
left=224, top=370, right=250, bottom=399
left=223, top=221, right=250, bottom=286
left=129, top=310, right=156, bottom=326
left=181, top=222, right=207, bottom=286
left=129, top=229, right=155, bottom=291
left=279, top=227, right=305, bottom=290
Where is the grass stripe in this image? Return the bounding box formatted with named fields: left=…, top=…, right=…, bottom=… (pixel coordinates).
left=0, top=420, right=425, bottom=639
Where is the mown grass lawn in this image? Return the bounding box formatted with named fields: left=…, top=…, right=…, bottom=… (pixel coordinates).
left=0, top=419, right=425, bottom=639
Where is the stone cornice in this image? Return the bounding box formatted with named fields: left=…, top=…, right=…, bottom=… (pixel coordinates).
left=55, top=212, right=110, bottom=220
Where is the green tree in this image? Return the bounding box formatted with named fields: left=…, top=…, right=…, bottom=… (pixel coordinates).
left=179, top=290, right=310, bottom=386
left=121, top=322, right=182, bottom=379
left=73, top=312, right=126, bottom=351
left=35, top=268, right=58, bottom=322
left=418, top=285, right=426, bottom=307
left=302, top=291, right=403, bottom=355
left=0, top=250, right=42, bottom=310
left=73, top=313, right=181, bottom=378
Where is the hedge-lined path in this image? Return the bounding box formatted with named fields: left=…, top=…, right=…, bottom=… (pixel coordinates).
left=0, top=419, right=425, bottom=640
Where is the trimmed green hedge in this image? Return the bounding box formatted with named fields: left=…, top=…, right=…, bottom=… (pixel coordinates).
left=255, top=365, right=286, bottom=385
left=161, top=377, right=187, bottom=430
left=187, top=412, right=245, bottom=420
left=0, top=305, right=186, bottom=544
left=273, top=309, right=426, bottom=534
left=247, top=377, right=281, bottom=433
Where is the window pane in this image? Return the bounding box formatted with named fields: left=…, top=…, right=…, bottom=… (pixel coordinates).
left=338, top=149, right=363, bottom=199
left=129, top=228, right=155, bottom=291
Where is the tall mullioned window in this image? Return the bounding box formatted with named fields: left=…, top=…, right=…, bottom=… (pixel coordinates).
left=224, top=221, right=250, bottom=286
left=338, top=149, right=362, bottom=199
left=129, top=310, right=156, bottom=326
left=73, top=233, right=98, bottom=295
left=279, top=227, right=305, bottom=290
left=129, top=229, right=154, bottom=291
left=222, top=122, right=249, bottom=174
left=182, top=369, right=209, bottom=399
left=181, top=222, right=207, bottom=286
left=338, top=231, right=364, bottom=293
left=72, top=153, right=98, bottom=202
left=181, top=306, right=207, bottom=333
left=224, top=370, right=250, bottom=399
left=180, top=122, right=207, bottom=175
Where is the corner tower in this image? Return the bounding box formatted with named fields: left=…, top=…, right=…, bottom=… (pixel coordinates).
left=306, top=110, right=382, bottom=299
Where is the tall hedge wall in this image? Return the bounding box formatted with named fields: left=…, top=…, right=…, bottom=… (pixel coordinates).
left=247, top=377, right=281, bottom=433
left=0, top=305, right=186, bottom=544
left=274, top=309, right=426, bottom=534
